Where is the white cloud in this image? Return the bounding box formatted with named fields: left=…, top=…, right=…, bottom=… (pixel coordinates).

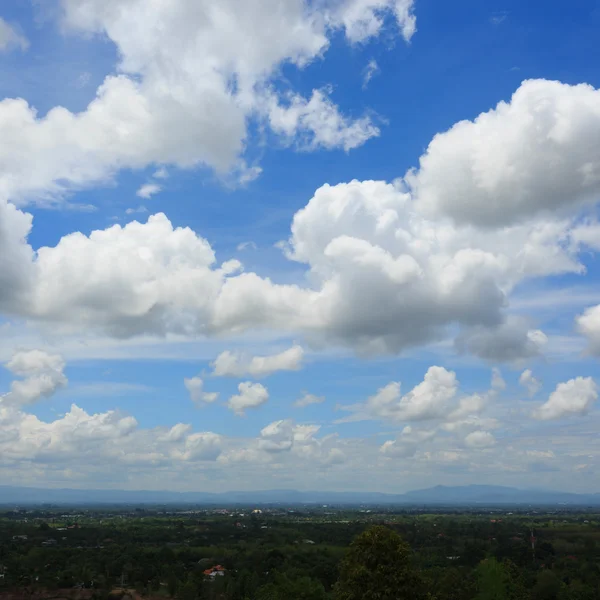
left=294, top=392, right=325, bottom=408
left=362, top=59, right=379, bottom=89
left=125, top=205, right=148, bottom=215
left=0, top=177, right=590, bottom=356
left=212, top=345, right=304, bottom=378
left=257, top=419, right=296, bottom=453
left=0, top=0, right=408, bottom=205
left=237, top=241, right=257, bottom=252
left=340, top=366, right=459, bottom=422
left=576, top=304, right=600, bottom=355
left=266, top=88, right=380, bottom=152
left=333, top=0, right=416, bottom=43
left=2, top=350, right=67, bottom=407
left=2, top=79, right=600, bottom=359
left=380, top=426, right=435, bottom=458
left=519, top=369, right=541, bottom=397
left=184, top=377, right=218, bottom=406
left=533, top=377, right=598, bottom=420
left=0, top=402, right=223, bottom=467
left=227, top=382, right=269, bottom=416
left=153, top=167, right=169, bottom=179
left=136, top=184, right=162, bottom=199
left=464, top=431, right=496, bottom=448
left=409, top=79, right=600, bottom=227
left=0, top=18, right=29, bottom=52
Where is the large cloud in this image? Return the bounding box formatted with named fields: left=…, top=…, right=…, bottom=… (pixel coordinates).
left=410, top=79, right=600, bottom=226
left=0, top=0, right=416, bottom=205
left=3, top=79, right=600, bottom=359
left=0, top=176, right=590, bottom=355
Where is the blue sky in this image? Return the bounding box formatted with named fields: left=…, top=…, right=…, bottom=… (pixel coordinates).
left=1, top=0, right=600, bottom=493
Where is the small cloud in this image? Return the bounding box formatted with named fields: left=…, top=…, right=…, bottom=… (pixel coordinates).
left=184, top=376, right=219, bottom=407
left=136, top=183, right=162, bottom=199
left=76, top=72, right=91, bottom=88
left=237, top=241, right=257, bottom=252
left=362, top=59, right=379, bottom=90
left=238, top=165, right=262, bottom=186
left=64, top=203, right=97, bottom=213
left=491, top=367, right=506, bottom=391
left=490, top=11, right=508, bottom=25
left=464, top=431, right=496, bottom=448
left=153, top=167, right=169, bottom=179
left=125, top=205, right=148, bottom=215
left=0, top=18, right=29, bottom=53
left=294, top=392, right=325, bottom=408
left=227, top=381, right=269, bottom=416
left=519, top=369, right=541, bottom=397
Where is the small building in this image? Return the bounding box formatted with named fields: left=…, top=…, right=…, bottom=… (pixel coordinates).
left=203, top=565, right=226, bottom=580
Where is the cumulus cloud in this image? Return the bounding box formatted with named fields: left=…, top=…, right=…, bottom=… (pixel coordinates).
left=227, top=382, right=269, bottom=416
left=380, top=426, right=435, bottom=458
left=456, top=319, right=548, bottom=362
left=0, top=177, right=590, bottom=355
left=339, top=366, right=459, bottom=422
left=464, top=430, right=496, bottom=448
left=0, top=354, right=225, bottom=467
left=184, top=377, right=218, bottom=406
left=266, top=88, right=380, bottom=151
left=257, top=419, right=297, bottom=453
left=533, top=377, right=598, bottom=420
left=294, top=392, right=325, bottom=408
left=211, top=345, right=304, bottom=378
left=519, top=369, right=541, bottom=397
left=2, top=350, right=67, bottom=407
left=409, top=79, right=600, bottom=227
left=224, top=418, right=340, bottom=465
left=2, top=78, right=600, bottom=359
left=334, top=0, right=416, bottom=43
left=136, top=184, right=162, bottom=199
left=0, top=0, right=409, bottom=205
left=0, top=403, right=223, bottom=466
left=576, top=304, right=600, bottom=355
left=0, top=18, right=29, bottom=52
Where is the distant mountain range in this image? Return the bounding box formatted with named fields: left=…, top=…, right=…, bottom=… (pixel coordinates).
left=1, top=484, right=600, bottom=506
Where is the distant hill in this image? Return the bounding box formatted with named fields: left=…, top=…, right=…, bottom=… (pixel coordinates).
left=1, top=484, right=599, bottom=506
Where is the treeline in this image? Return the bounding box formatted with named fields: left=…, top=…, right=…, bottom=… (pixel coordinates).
left=0, top=513, right=599, bottom=599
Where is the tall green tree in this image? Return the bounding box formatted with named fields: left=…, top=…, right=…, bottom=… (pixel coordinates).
left=333, top=525, right=426, bottom=600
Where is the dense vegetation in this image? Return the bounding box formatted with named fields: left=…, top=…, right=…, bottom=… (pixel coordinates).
left=0, top=506, right=599, bottom=599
